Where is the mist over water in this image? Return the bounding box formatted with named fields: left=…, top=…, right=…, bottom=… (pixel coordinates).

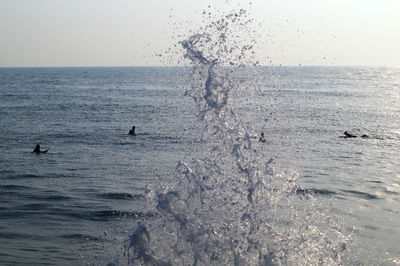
left=125, top=9, right=352, bottom=265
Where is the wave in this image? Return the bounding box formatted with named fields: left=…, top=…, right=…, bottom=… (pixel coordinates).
left=294, top=187, right=338, bottom=197
left=5, top=173, right=76, bottom=180
left=60, top=233, right=102, bottom=242
left=0, top=231, right=46, bottom=241
left=295, top=187, right=380, bottom=200
left=98, top=192, right=145, bottom=200
left=24, top=194, right=72, bottom=201
left=2, top=207, right=157, bottom=222
left=340, top=189, right=379, bottom=200
left=17, top=203, right=52, bottom=211
left=0, top=184, right=31, bottom=190
left=6, top=174, right=42, bottom=179
left=88, top=210, right=157, bottom=221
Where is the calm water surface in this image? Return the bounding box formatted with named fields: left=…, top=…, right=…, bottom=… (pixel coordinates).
left=0, top=66, right=399, bottom=265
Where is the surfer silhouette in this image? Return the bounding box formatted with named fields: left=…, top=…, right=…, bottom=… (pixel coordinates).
left=259, top=132, right=266, bottom=143
left=343, top=131, right=357, bottom=138
left=129, top=126, right=136, bottom=135
left=340, top=131, right=369, bottom=139
left=33, top=144, right=48, bottom=153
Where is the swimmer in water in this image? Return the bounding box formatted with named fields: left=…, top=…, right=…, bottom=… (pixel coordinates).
left=259, top=132, right=266, bottom=143
left=129, top=126, right=136, bottom=135
left=33, top=144, right=48, bottom=153
left=340, top=131, right=369, bottom=139
left=343, top=131, right=357, bottom=138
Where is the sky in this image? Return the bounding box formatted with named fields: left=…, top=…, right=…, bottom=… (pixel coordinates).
left=1, top=0, right=399, bottom=67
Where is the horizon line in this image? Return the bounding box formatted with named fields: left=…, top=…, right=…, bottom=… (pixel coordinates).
left=1, top=65, right=398, bottom=69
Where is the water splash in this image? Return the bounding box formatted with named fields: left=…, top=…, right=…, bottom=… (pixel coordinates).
left=125, top=9, right=351, bottom=265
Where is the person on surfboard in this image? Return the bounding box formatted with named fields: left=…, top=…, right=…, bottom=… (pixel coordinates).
left=343, top=131, right=357, bottom=138
left=33, top=144, right=48, bottom=153
left=340, top=131, right=369, bottom=139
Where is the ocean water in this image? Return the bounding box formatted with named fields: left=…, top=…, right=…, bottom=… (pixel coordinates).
left=1, top=65, right=399, bottom=265
left=1, top=10, right=400, bottom=264
left=0, top=66, right=196, bottom=264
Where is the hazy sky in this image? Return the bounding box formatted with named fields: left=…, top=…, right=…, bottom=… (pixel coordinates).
left=1, top=0, right=399, bottom=67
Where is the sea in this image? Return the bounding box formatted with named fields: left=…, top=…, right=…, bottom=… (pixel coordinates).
left=1, top=64, right=399, bottom=265
left=1, top=10, right=400, bottom=263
